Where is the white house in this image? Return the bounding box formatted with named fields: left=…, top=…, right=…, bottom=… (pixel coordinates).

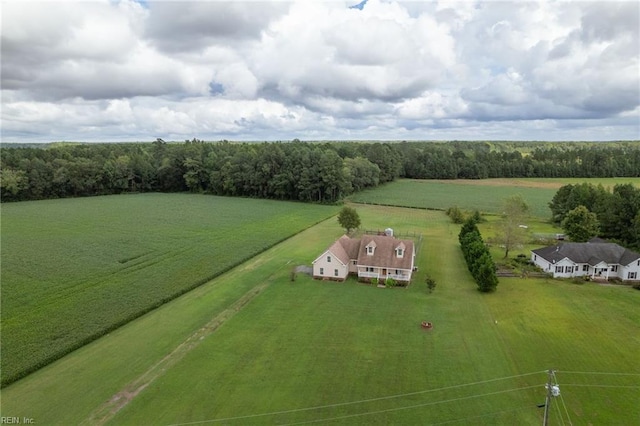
left=312, top=233, right=416, bottom=284
left=531, top=238, right=640, bottom=281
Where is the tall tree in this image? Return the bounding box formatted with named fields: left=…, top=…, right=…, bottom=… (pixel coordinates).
left=498, top=195, right=529, bottom=258
left=337, top=206, right=361, bottom=234
left=599, top=184, right=640, bottom=245
left=562, top=205, right=600, bottom=242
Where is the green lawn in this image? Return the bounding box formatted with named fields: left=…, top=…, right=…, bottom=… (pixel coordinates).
left=350, top=178, right=640, bottom=219
left=2, top=204, right=637, bottom=425
left=0, top=194, right=338, bottom=385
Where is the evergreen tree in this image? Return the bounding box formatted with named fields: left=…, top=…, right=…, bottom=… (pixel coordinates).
left=475, top=253, right=498, bottom=292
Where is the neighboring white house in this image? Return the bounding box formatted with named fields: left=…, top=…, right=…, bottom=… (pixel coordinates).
left=531, top=238, right=640, bottom=281
left=312, top=233, right=416, bottom=284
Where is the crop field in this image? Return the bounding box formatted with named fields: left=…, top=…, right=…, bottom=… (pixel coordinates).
left=2, top=204, right=638, bottom=425
left=349, top=178, right=640, bottom=219
left=0, top=194, right=338, bottom=386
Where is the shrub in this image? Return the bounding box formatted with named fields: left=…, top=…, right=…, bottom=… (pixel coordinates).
left=426, top=276, right=437, bottom=293
left=446, top=206, right=465, bottom=224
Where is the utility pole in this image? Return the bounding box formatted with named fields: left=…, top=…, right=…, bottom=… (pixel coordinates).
left=543, top=369, right=555, bottom=426
left=542, top=370, right=568, bottom=426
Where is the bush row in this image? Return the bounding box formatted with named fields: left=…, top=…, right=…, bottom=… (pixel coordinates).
left=458, top=218, right=498, bottom=293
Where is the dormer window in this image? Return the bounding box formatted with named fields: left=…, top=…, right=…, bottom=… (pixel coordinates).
left=365, top=240, right=376, bottom=256
left=395, top=243, right=405, bottom=258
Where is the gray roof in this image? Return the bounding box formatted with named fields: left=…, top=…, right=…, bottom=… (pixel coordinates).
left=532, top=239, right=640, bottom=266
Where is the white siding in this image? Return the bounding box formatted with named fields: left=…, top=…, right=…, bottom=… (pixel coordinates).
left=312, top=250, right=348, bottom=280
left=531, top=253, right=553, bottom=274
left=622, top=259, right=640, bottom=281
left=552, top=259, right=576, bottom=278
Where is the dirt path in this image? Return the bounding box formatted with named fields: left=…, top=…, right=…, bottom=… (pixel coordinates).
left=443, top=178, right=565, bottom=189
left=81, top=280, right=271, bottom=426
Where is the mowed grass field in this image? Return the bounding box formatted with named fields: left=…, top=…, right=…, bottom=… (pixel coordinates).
left=350, top=178, right=640, bottom=218
left=0, top=194, right=338, bottom=385
left=2, top=203, right=637, bottom=425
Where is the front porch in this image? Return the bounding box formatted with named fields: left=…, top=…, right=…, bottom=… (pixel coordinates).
left=357, top=270, right=411, bottom=284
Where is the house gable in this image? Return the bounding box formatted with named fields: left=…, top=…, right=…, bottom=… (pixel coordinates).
left=312, top=249, right=347, bottom=267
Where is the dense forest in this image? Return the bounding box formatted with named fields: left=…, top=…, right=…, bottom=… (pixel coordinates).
left=2, top=140, right=639, bottom=203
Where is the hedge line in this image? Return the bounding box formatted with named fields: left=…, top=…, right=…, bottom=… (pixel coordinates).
left=458, top=218, right=498, bottom=293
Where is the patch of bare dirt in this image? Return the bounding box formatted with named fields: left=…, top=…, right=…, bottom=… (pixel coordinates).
left=443, top=179, right=565, bottom=189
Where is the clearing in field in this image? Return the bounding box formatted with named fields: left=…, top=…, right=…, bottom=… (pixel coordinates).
left=2, top=204, right=638, bottom=425
left=0, top=194, right=338, bottom=386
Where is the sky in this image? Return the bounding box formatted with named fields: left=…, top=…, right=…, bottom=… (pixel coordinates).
left=1, top=0, right=639, bottom=143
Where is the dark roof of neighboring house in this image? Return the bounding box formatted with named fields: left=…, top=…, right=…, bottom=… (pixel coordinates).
left=532, top=238, right=640, bottom=266
left=317, top=234, right=414, bottom=270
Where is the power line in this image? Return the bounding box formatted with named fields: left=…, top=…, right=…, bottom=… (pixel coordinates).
left=168, top=371, right=545, bottom=426
left=553, top=370, right=573, bottom=426
left=282, top=385, right=541, bottom=426
left=553, top=397, right=566, bottom=426
left=560, top=384, right=640, bottom=389
left=558, top=371, right=640, bottom=376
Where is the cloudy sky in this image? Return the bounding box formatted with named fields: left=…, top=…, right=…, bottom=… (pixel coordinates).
left=1, top=0, right=639, bottom=142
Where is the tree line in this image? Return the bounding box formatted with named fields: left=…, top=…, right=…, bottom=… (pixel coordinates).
left=1, top=140, right=639, bottom=203
left=550, top=183, right=640, bottom=249
left=0, top=140, right=391, bottom=203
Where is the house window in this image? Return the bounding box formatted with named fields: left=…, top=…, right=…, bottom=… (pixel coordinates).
left=611, top=265, right=618, bottom=272
left=367, top=246, right=374, bottom=255
left=352, top=260, right=357, bottom=265
left=327, top=256, right=331, bottom=263
left=534, top=255, right=537, bottom=261
left=334, top=269, right=339, bottom=276
left=366, top=267, right=375, bottom=272
left=319, top=268, right=324, bottom=275
left=582, top=265, right=589, bottom=272
left=566, top=266, right=573, bottom=273
left=555, top=266, right=563, bottom=273
left=396, top=248, right=403, bottom=257
left=628, top=272, right=637, bottom=280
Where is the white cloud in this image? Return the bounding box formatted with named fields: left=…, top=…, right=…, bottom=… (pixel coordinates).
left=1, top=0, right=638, bottom=142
